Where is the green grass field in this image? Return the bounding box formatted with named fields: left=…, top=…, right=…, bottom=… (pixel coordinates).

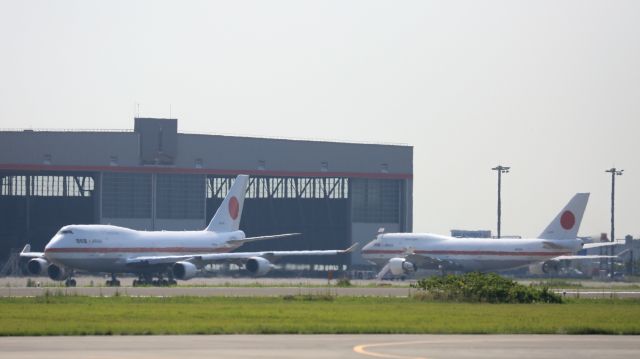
left=1, top=295, right=639, bottom=335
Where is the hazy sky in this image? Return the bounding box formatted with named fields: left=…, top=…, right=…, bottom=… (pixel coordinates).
left=1, top=1, right=638, bottom=239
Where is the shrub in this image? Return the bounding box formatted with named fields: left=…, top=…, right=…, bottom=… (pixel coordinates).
left=282, top=294, right=335, bottom=301
left=336, top=277, right=352, bottom=287
left=411, top=272, right=562, bottom=303
left=532, top=279, right=582, bottom=288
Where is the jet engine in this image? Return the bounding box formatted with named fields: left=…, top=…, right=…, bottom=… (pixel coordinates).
left=388, top=257, right=417, bottom=276
left=541, top=261, right=559, bottom=274
left=27, top=258, right=49, bottom=275
left=245, top=257, right=273, bottom=276
left=529, top=261, right=560, bottom=275
left=47, top=264, right=67, bottom=281
left=172, top=261, right=198, bottom=280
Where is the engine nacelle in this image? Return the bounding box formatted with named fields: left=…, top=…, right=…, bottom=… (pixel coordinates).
left=529, top=261, right=559, bottom=275
left=388, top=257, right=416, bottom=276
left=245, top=257, right=273, bottom=276
left=47, top=264, right=67, bottom=281
left=172, top=261, right=198, bottom=280
left=542, top=261, right=559, bottom=274
left=27, top=258, right=49, bottom=275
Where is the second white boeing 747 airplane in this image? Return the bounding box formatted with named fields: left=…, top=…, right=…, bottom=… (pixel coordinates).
left=362, top=193, right=615, bottom=279
left=20, top=175, right=356, bottom=286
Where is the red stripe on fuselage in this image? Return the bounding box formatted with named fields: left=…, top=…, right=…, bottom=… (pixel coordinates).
left=45, top=247, right=234, bottom=254
left=361, top=249, right=571, bottom=256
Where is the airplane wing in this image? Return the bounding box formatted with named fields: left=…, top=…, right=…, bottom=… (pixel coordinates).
left=226, top=233, right=300, bottom=246
left=18, top=244, right=44, bottom=259
left=126, top=243, right=358, bottom=268
left=550, top=254, right=618, bottom=261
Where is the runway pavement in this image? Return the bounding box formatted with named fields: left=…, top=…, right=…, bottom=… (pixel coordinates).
left=0, top=285, right=415, bottom=297
left=2, top=286, right=640, bottom=298
left=1, top=335, right=639, bottom=359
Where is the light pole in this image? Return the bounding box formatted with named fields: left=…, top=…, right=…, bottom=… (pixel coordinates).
left=492, top=165, right=510, bottom=238
left=605, top=167, right=623, bottom=276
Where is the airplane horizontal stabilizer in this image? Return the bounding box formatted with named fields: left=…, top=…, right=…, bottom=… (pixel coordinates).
left=551, top=254, right=618, bottom=261
left=227, top=233, right=301, bottom=246
left=582, top=241, right=624, bottom=249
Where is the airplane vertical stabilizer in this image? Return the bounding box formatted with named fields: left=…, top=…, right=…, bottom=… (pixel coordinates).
left=538, top=193, right=589, bottom=240
left=205, top=175, right=249, bottom=232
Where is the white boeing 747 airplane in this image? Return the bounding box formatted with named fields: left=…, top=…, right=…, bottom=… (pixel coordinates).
left=20, top=175, right=356, bottom=286
left=362, top=193, right=615, bottom=279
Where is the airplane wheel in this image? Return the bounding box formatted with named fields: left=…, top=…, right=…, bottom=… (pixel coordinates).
left=106, top=280, right=112, bottom=286
left=169, top=280, right=177, bottom=286
left=114, top=280, right=121, bottom=287
left=65, top=279, right=76, bottom=287
left=161, top=279, right=169, bottom=286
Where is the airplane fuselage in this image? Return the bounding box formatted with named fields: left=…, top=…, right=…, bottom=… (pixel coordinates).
left=43, top=225, right=245, bottom=273
left=361, top=233, right=583, bottom=271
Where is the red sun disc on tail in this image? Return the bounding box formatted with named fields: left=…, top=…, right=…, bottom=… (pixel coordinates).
left=228, top=197, right=239, bottom=220
left=560, top=211, right=575, bottom=230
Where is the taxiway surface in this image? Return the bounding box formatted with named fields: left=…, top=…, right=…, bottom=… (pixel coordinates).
left=1, top=276, right=639, bottom=298
left=2, top=286, right=640, bottom=298
left=2, top=335, right=639, bottom=359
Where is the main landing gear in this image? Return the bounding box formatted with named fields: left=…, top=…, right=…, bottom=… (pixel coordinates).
left=106, top=273, right=121, bottom=287
left=63, top=271, right=77, bottom=287
left=132, top=273, right=177, bottom=287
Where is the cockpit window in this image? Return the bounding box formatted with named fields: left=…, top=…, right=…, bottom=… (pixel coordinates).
left=60, top=229, right=73, bottom=234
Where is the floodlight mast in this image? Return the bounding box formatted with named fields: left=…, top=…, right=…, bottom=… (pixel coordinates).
left=605, top=167, right=623, bottom=276
left=492, top=165, right=510, bottom=239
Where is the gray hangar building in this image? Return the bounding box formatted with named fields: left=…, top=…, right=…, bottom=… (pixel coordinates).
left=0, top=118, right=413, bottom=270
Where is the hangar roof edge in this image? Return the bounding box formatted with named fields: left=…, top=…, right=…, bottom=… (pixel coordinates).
left=0, top=128, right=412, bottom=148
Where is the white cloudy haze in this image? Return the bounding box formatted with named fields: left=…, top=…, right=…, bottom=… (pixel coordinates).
left=1, top=1, right=638, bottom=239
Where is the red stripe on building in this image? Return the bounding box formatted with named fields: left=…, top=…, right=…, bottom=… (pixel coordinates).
left=0, top=163, right=412, bottom=180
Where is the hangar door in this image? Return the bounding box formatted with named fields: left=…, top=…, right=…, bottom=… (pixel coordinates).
left=206, top=176, right=349, bottom=266
left=0, top=172, right=97, bottom=260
